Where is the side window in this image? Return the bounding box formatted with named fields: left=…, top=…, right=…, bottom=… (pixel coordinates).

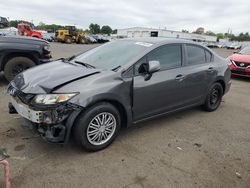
left=205, top=50, right=212, bottom=62
left=186, top=45, right=206, bottom=65
left=148, top=44, right=182, bottom=70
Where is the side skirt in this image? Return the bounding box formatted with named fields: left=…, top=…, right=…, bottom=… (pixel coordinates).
left=133, top=102, right=204, bottom=125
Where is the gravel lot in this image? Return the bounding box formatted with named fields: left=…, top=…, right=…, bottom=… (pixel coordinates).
left=0, top=43, right=250, bottom=188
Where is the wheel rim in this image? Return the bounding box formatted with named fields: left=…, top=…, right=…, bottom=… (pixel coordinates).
left=12, top=63, right=30, bottom=77
left=210, top=87, right=220, bottom=105
left=87, top=112, right=116, bottom=146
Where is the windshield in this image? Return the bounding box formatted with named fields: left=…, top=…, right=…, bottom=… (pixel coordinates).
left=73, top=40, right=152, bottom=70
left=239, top=46, right=250, bottom=55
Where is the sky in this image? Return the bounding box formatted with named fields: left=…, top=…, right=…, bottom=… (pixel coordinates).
left=1, top=0, right=249, bottom=34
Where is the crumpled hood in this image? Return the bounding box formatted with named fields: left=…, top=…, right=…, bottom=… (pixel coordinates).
left=13, top=60, right=100, bottom=94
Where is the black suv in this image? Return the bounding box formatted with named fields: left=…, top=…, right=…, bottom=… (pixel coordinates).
left=0, top=36, right=51, bottom=81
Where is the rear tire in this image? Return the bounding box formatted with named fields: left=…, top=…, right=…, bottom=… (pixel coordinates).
left=203, top=82, right=223, bottom=112
left=4, top=57, right=35, bottom=82
left=74, top=102, right=121, bottom=151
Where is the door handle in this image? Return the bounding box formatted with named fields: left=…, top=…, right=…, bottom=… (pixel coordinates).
left=175, top=74, right=185, bottom=81
left=207, top=67, right=214, bottom=73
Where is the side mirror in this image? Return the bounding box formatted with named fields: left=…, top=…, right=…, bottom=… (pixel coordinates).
left=148, top=61, right=161, bottom=74
left=139, top=61, right=160, bottom=81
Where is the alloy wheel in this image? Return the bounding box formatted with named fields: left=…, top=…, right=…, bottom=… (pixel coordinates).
left=12, top=63, right=29, bottom=76
left=86, top=112, right=116, bottom=146
left=210, top=87, right=220, bottom=107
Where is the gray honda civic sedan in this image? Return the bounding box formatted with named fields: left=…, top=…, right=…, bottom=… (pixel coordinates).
left=8, top=38, right=231, bottom=151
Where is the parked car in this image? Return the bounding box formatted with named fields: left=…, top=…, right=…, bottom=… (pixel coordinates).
left=85, top=35, right=97, bottom=43
left=0, top=36, right=51, bottom=81
left=207, top=42, right=224, bottom=48
left=7, top=38, right=231, bottom=151
left=221, top=42, right=230, bottom=48
left=42, top=33, right=54, bottom=42
left=227, top=46, right=250, bottom=77
left=92, top=35, right=110, bottom=43
left=227, top=43, right=241, bottom=50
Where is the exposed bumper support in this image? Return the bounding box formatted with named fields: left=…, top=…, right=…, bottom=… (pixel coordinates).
left=8, top=102, right=17, bottom=114
left=9, top=98, right=83, bottom=144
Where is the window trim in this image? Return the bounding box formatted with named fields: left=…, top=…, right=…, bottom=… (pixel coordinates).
left=205, top=49, right=213, bottom=63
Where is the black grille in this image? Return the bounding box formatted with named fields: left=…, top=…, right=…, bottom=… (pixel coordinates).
left=232, top=70, right=250, bottom=76
left=234, top=61, right=250, bottom=68
left=17, top=91, right=34, bottom=104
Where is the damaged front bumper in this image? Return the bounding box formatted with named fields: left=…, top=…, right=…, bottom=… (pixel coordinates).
left=9, top=96, right=82, bottom=144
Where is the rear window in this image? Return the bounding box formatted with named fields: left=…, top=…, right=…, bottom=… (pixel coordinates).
left=186, top=45, right=206, bottom=65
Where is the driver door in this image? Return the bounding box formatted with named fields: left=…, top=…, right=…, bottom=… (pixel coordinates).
left=132, top=44, right=186, bottom=121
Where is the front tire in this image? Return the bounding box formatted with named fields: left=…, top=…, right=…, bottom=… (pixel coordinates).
left=203, top=83, right=223, bottom=112
left=4, top=57, right=35, bottom=82
left=77, top=37, right=86, bottom=44
left=65, top=36, right=72, bottom=44
left=74, top=102, right=121, bottom=151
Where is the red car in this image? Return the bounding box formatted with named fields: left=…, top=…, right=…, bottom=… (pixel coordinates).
left=228, top=46, right=250, bottom=77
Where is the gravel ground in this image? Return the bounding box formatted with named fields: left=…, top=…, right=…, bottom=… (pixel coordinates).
left=0, top=43, right=249, bottom=188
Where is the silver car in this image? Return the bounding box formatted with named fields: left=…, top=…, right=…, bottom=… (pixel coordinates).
left=8, top=38, right=231, bottom=151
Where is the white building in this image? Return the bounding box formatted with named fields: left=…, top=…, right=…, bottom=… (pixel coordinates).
left=117, top=27, right=217, bottom=42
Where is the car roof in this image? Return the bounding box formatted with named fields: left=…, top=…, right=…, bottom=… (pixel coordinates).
left=121, top=37, right=196, bottom=45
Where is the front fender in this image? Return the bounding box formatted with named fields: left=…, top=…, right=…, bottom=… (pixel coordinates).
left=72, top=92, right=133, bottom=126
left=64, top=93, right=133, bottom=144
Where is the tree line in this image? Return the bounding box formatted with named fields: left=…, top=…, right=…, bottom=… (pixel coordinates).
left=9, top=20, right=117, bottom=35
left=183, top=27, right=250, bottom=41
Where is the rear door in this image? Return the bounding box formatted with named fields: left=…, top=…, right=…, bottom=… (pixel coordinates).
left=180, top=44, right=217, bottom=106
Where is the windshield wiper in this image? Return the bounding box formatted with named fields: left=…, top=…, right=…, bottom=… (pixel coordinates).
left=59, top=55, right=76, bottom=62
left=74, top=60, right=96, bottom=69
left=112, top=65, right=121, bottom=71
left=68, top=55, right=76, bottom=61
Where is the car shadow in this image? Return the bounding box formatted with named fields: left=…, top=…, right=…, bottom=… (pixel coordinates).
left=120, top=106, right=202, bottom=134
left=0, top=73, right=8, bottom=87
left=26, top=106, right=203, bottom=155
left=231, top=76, right=250, bottom=83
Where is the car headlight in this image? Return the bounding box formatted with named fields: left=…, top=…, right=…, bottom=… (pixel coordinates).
left=230, top=60, right=236, bottom=65
left=33, top=93, right=78, bottom=105
left=226, top=58, right=233, bottom=66
left=43, top=45, right=50, bottom=52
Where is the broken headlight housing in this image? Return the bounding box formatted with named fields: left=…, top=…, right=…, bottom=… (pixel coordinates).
left=33, top=93, right=78, bottom=105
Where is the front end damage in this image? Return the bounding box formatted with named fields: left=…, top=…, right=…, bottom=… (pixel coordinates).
left=8, top=82, right=82, bottom=144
